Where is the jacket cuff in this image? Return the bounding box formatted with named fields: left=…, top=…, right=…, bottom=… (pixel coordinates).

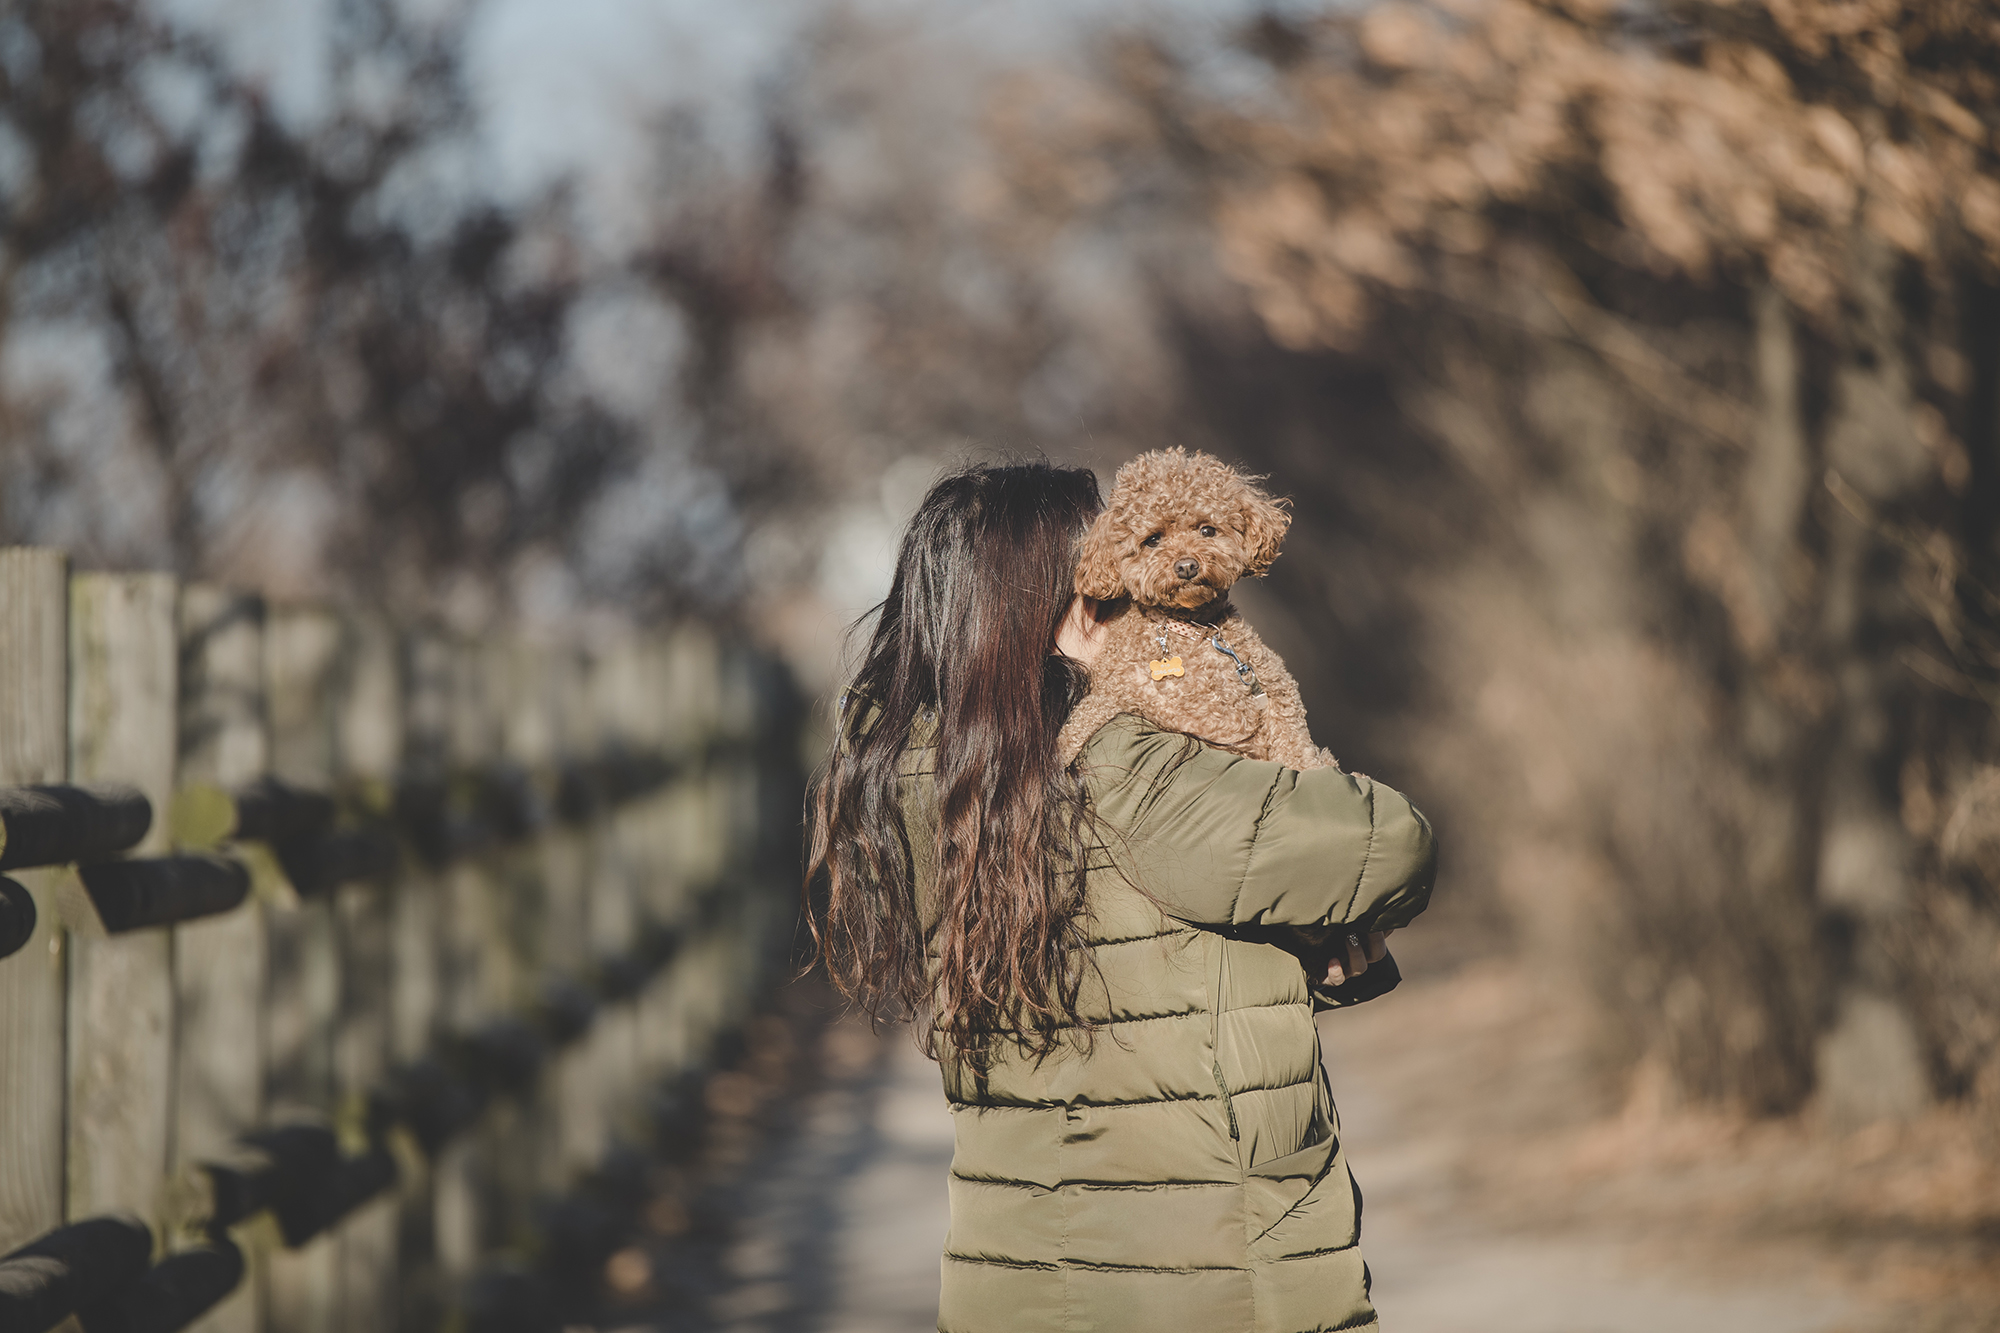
left=1308, top=951, right=1402, bottom=1011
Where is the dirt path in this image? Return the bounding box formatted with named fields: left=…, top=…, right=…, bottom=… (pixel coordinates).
left=1318, top=958, right=1999, bottom=1333
left=695, top=961, right=1998, bottom=1332
left=1323, top=969, right=1861, bottom=1333
left=708, top=1023, right=950, bottom=1333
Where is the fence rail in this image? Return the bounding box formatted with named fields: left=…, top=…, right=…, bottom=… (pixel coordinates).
left=0, top=547, right=802, bottom=1333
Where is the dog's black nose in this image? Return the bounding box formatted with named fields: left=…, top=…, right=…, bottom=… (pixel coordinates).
left=1174, top=559, right=1200, bottom=581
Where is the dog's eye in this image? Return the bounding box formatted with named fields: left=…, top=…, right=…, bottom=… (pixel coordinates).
left=1199, top=525, right=1217, bottom=538
left=1142, top=533, right=1162, bottom=548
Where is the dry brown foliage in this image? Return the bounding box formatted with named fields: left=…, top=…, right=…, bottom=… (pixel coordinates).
left=977, top=0, right=2000, bottom=1125
left=1204, top=0, right=2000, bottom=345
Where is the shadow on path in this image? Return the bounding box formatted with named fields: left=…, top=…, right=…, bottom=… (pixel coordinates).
left=704, top=1020, right=950, bottom=1333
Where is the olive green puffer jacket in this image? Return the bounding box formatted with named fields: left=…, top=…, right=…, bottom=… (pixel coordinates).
left=906, top=714, right=1437, bottom=1333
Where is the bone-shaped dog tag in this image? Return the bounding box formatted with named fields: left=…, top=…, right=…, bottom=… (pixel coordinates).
left=1150, top=656, right=1184, bottom=681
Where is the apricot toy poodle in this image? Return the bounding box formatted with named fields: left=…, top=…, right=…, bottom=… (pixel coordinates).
left=1056, top=447, right=1336, bottom=774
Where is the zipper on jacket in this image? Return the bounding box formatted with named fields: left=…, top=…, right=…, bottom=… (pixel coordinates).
left=1211, top=1060, right=1240, bottom=1141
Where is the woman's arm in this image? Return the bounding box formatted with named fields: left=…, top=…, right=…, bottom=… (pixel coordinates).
left=1083, top=715, right=1437, bottom=931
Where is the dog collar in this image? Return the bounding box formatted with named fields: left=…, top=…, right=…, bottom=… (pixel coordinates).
left=1151, top=619, right=1264, bottom=696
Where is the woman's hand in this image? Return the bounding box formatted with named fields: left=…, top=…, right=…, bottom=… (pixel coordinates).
left=1323, top=929, right=1393, bottom=987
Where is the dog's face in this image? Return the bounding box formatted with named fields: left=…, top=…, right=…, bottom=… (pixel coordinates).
left=1076, top=448, right=1291, bottom=610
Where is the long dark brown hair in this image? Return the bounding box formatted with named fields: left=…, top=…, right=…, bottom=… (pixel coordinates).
left=805, top=462, right=1103, bottom=1062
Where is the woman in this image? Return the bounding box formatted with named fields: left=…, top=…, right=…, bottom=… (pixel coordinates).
left=808, top=463, right=1436, bottom=1333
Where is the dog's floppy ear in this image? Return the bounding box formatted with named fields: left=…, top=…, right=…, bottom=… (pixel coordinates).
left=1241, top=490, right=1291, bottom=577
left=1075, top=512, right=1127, bottom=599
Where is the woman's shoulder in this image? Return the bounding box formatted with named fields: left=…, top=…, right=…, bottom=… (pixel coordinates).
left=1075, top=713, right=1275, bottom=808
left=1077, top=712, right=1254, bottom=771
left=1074, top=711, right=1181, bottom=770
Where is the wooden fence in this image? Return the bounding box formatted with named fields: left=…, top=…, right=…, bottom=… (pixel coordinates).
left=0, top=547, right=804, bottom=1333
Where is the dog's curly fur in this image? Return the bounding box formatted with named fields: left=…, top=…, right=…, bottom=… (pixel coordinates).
left=1057, top=448, right=1336, bottom=774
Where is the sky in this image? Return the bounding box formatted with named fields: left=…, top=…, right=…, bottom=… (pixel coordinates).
left=148, top=0, right=1339, bottom=251
left=113, top=0, right=1349, bottom=654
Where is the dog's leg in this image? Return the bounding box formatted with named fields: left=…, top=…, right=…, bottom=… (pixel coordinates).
left=1057, top=691, right=1128, bottom=769
left=1228, top=622, right=1335, bottom=771
left=1263, top=673, right=1333, bottom=770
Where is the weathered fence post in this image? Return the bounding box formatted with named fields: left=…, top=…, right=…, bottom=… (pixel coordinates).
left=713, top=640, right=768, bottom=1032
left=0, top=547, right=71, bottom=1256
left=599, top=637, right=666, bottom=1112
left=444, top=639, right=510, bottom=1036
left=65, top=572, right=179, bottom=1241
left=489, top=636, right=555, bottom=1242
left=548, top=647, right=606, bottom=1182
left=331, top=613, right=401, bottom=1333
left=420, top=631, right=496, bottom=1297
left=665, top=628, right=731, bottom=1068
left=460, top=636, right=517, bottom=1278
left=583, top=642, right=640, bottom=1154
left=628, top=635, right=686, bottom=1088
left=174, top=584, right=271, bottom=1333
left=392, top=625, right=452, bottom=1331
left=457, top=635, right=537, bottom=1265
left=263, top=607, right=345, bottom=1333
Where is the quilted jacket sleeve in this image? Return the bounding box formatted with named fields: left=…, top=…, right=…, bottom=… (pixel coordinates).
left=1083, top=715, right=1437, bottom=931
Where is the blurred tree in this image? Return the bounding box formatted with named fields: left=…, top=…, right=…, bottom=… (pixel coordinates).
left=985, top=0, right=2000, bottom=1119
left=0, top=0, right=770, bottom=627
